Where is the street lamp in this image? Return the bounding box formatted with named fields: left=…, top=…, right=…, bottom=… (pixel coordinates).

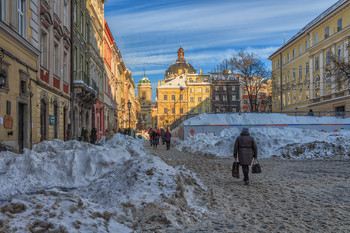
left=127, top=101, right=131, bottom=130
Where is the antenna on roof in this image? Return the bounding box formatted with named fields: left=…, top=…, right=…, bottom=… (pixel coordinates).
left=283, top=32, right=286, bottom=44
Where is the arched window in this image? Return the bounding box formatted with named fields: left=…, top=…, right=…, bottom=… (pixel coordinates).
left=314, top=76, right=320, bottom=97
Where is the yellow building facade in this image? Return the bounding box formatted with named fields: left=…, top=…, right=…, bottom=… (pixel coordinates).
left=156, top=47, right=211, bottom=128
left=269, top=0, right=350, bottom=114
left=137, top=76, right=153, bottom=130
left=0, top=0, right=40, bottom=153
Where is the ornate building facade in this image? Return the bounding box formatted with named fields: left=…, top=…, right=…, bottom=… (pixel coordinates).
left=269, top=0, right=350, bottom=114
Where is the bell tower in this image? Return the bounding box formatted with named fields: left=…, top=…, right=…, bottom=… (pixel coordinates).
left=177, top=45, right=185, bottom=62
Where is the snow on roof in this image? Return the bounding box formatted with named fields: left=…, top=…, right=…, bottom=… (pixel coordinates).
left=157, top=74, right=187, bottom=89
left=269, top=0, right=348, bottom=58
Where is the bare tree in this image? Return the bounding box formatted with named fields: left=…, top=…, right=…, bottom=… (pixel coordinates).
left=217, top=50, right=270, bottom=112
left=328, top=52, right=350, bottom=92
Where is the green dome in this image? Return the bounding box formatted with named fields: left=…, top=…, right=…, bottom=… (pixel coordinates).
left=139, top=77, right=151, bottom=84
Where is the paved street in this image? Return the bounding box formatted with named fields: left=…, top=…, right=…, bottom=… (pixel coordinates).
left=145, top=140, right=350, bottom=232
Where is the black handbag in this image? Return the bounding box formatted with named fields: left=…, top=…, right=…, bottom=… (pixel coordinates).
left=232, top=161, right=240, bottom=178
left=252, top=160, right=262, bottom=173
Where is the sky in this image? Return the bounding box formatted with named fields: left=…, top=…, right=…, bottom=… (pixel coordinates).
left=104, top=0, right=339, bottom=97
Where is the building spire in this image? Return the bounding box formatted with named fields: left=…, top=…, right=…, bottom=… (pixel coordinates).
left=283, top=32, right=286, bottom=44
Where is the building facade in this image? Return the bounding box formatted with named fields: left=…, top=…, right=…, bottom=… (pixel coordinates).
left=0, top=0, right=40, bottom=153
left=137, top=75, right=152, bottom=130
left=269, top=0, right=350, bottom=114
left=211, top=73, right=240, bottom=113
left=38, top=0, right=71, bottom=143
left=87, top=0, right=106, bottom=140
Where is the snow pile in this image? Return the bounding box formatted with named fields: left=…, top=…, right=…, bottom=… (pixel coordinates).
left=184, top=113, right=350, bottom=125
left=175, top=114, right=350, bottom=159
left=0, top=189, right=130, bottom=233
left=0, top=134, right=208, bottom=232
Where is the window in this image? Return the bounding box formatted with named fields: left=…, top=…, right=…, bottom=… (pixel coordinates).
left=337, top=44, right=343, bottom=61
left=180, top=108, right=183, bottom=114
left=172, top=108, right=175, bottom=114
left=190, top=88, right=194, bottom=93
left=337, top=18, right=342, bottom=31
left=314, top=33, right=318, bottom=45
left=298, top=86, right=302, bottom=101
left=197, top=87, right=202, bottom=93
left=326, top=50, right=330, bottom=66
left=179, top=94, right=183, bottom=100
left=215, top=86, right=219, bottom=91
left=292, top=68, right=296, bottom=80
left=306, top=62, right=309, bottom=75
left=243, top=100, right=248, bottom=105
left=315, top=56, right=319, bottom=71
left=163, top=95, right=168, bottom=101
left=287, top=53, right=290, bottom=62
left=205, top=97, right=210, bottom=102
left=292, top=49, right=295, bottom=59
left=198, top=97, right=202, bottom=102
left=54, top=0, right=57, bottom=13
left=298, top=65, right=302, bottom=79
left=232, top=95, right=236, bottom=101
left=206, top=107, right=210, bottom=113
left=299, top=45, right=302, bottom=55
left=305, top=40, right=309, bottom=50
left=198, top=107, right=202, bottom=113
left=64, top=2, right=67, bottom=26
left=223, top=86, right=226, bottom=91
left=40, top=32, right=48, bottom=68
left=287, top=70, right=290, bottom=82
left=231, top=86, right=236, bottom=91
left=190, top=97, right=194, bottom=103
left=171, top=95, right=175, bottom=101
left=17, top=0, right=25, bottom=36
left=283, top=56, right=285, bottom=65
left=325, top=26, right=329, bottom=38
left=206, top=87, right=210, bottom=93
left=64, top=52, right=68, bottom=81
left=215, top=95, right=219, bottom=101
left=74, top=2, right=77, bottom=24
left=163, top=108, right=168, bottom=114
left=274, top=61, right=276, bottom=69
left=314, top=76, right=320, bottom=97
left=223, top=95, right=227, bottom=101
left=80, top=13, right=83, bottom=32
left=54, top=43, right=59, bottom=75
left=20, top=80, right=27, bottom=95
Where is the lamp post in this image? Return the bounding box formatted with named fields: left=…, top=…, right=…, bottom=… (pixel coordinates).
left=127, top=101, right=131, bottom=130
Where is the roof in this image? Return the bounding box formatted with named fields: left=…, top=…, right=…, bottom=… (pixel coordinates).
left=138, top=77, right=151, bottom=84
left=165, top=61, right=196, bottom=76
left=157, top=74, right=187, bottom=89
left=269, top=0, right=348, bottom=59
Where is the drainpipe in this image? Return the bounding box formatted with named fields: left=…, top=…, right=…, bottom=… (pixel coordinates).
left=70, top=1, right=74, bottom=137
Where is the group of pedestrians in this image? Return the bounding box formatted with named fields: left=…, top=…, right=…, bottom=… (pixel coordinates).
left=148, top=127, right=172, bottom=150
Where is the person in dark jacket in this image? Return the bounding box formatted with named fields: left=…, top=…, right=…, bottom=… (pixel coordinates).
left=148, top=128, right=154, bottom=146
left=161, top=128, right=166, bottom=145
left=307, top=109, right=314, bottom=116
left=164, top=129, right=171, bottom=150
left=152, top=128, right=161, bottom=148
left=234, top=127, right=257, bottom=185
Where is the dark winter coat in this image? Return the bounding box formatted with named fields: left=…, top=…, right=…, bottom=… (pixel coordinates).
left=161, top=129, right=166, bottom=139
left=164, top=131, right=171, bottom=142
left=152, top=130, right=160, bottom=144
left=233, top=128, right=257, bottom=166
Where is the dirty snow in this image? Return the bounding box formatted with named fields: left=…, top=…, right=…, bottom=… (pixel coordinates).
left=0, top=134, right=208, bottom=232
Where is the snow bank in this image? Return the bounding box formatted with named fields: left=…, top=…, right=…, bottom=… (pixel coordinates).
left=184, top=113, right=350, bottom=125
left=0, top=134, right=208, bottom=232
left=175, top=114, right=350, bottom=159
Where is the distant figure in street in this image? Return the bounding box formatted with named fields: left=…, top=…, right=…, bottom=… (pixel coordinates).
left=148, top=128, right=154, bottom=146
left=165, top=129, right=171, bottom=150
left=152, top=128, right=161, bottom=148
left=66, top=124, right=72, bottom=141
left=234, top=128, right=257, bottom=185
left=307, top=109, right=314, bottom=116
left=161, top=128, right=166, bottom=145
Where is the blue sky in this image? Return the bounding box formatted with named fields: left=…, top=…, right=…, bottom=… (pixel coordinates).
left=104, top=0, right=338, bottom=97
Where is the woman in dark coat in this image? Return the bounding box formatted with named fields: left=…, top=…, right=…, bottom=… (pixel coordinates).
left=234, top=127, right=257, bottom=185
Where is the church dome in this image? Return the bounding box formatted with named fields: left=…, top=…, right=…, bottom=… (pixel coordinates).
left=165, top=46, right=196, bottom=77
left=139, top=77, right=151, bottom=84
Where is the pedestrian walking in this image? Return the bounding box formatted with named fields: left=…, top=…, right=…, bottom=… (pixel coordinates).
left=164, top=129, right=171, bottom=150
left=152, top=128, right=161, bottom=148
left=233, top=127, right=257, bottom=185
left=307, top=109, right=314, bottom=116
left=161, top=128, right=166, bottom=145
